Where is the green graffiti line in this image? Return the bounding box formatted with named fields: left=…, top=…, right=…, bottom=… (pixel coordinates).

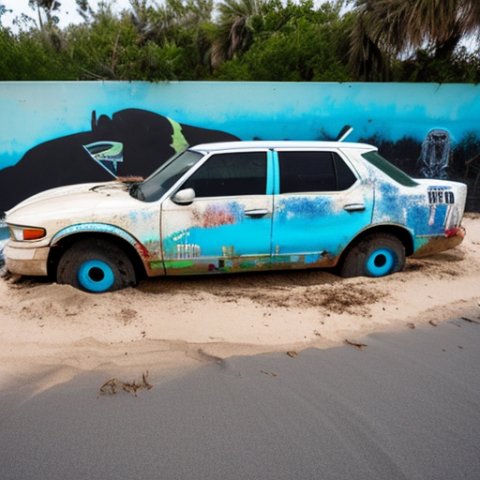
left=163, top=260, right=195, bottom=269
left=167, top=117, right=189, bottom=153
left=149, top=260, right=164, bottom=270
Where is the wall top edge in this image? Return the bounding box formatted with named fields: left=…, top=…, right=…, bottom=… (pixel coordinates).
left=0, top=80, right=479, bottom=87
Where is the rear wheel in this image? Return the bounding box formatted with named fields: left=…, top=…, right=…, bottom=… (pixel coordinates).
left=340, top=234, right=405, bottom=278
left=57, top=239, right=136, bottom=293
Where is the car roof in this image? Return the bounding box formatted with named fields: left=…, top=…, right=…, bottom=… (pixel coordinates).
left=190, top=140, right=376, bottom=152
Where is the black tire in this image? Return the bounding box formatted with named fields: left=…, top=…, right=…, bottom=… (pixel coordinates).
left=56, top=238, right=136, bottom=293
left=340, top=233, right=405, bottom=278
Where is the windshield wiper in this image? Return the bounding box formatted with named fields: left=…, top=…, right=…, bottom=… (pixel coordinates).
left=129, top=183, right=145, bottom=201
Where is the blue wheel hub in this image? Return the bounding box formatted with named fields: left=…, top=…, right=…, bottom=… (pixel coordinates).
left=77, top=259, right=115, bottom=293
left=366, top=248, right=395, bottom=277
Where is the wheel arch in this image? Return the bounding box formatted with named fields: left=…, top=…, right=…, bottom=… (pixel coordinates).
left=48, top=225, right=148, bottom=280
left=338, top=224, right=414, bottom=266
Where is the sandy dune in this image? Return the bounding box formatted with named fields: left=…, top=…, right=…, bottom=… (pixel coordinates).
left=0, top=214, right=479, bottom=394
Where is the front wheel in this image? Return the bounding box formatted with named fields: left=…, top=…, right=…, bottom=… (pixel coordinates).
left=56, top=239, right=136, bottom=293
left=340, top=234, right=405, bottom=278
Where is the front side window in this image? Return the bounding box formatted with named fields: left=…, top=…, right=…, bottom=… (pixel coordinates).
left=278, top=151, right=356, bottom=194
left=181, top=152, right=267, bottom=197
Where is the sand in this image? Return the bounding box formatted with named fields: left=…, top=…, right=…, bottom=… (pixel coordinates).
left=1, top=320, right=480, bottom=480
left=0, top=213, right=479, bottom=394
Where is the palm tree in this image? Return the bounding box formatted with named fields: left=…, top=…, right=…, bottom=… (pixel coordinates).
left=74, top=0, right=94, bottom=22
left=28, top=0, right=61, bottom=29
left=462, top=0, right=480, bottom=32
left=127, top=0, right=214, bottom=77
left=211, top=0, right=266, bottom=67
left=28, top=0, right=65, bottom=51
left=129, top=0, right=213, bottom=45
left=349, top=0, right=480, bottom=80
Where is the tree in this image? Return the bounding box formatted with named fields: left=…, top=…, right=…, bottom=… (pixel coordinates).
left=125, top=0, right=214, bottom=77
left=213, top=0, right=353, bottom=80
left=212, top=0, right=267, bottom=66
left=75, top=0, right=94, bottom=22
left=0, top=4, right=10, bottom=25
left=28, top=0, right=62, bottom=28
left=27, top=0, right=65, bottom=52
left=348, top=0, right=480, bottom=80
left=1, top=0, right=479, bottom=81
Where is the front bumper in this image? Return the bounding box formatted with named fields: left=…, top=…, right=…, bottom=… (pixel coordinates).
left=4, top=244, right=50, bottom=276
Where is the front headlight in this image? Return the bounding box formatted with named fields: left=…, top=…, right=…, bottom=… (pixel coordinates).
left=8, top=224, right=46, bottom=241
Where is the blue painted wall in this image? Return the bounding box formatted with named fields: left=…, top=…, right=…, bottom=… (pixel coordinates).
left=1, top=81, right=480, bottom=211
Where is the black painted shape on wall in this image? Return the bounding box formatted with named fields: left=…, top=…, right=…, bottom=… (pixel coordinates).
left=0, top=109, right=239, bottom=213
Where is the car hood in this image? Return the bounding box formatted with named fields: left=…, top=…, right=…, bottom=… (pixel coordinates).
left=6, top=182, right=141, bottom=227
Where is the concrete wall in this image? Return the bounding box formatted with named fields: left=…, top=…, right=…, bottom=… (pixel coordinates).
left=1, top=81, right=480, bottom=212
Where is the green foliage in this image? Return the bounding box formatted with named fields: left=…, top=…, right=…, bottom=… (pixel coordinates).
left=65, top=10, right=143, bottom=79
left=0, top=0, right=478, bottom=82
left=214, top=0, right=354, bottom=80
left=392, top=47, right=480, bottom=83
left=0, top=28, right=76, bottom=79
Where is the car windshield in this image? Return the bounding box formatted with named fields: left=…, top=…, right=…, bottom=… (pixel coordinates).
left=130, top=150, right=203, bottom=202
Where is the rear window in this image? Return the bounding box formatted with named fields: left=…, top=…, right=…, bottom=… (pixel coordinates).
left=362, top=151, right=418, bottom=187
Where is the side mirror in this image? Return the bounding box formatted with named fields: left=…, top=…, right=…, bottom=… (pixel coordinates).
left=172, top=188, right=195, bottom=205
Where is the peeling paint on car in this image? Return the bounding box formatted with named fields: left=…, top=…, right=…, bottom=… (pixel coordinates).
left=275, top=196, right=333, bottom=220
left=192, top=202, right=244, bottom=228
left=4, top=141, right=468, bottom=283
left=51, top=223, right=139, bottom=247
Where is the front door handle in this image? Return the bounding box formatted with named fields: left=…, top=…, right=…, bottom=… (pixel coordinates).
left=245, top=209, right=269, bottom=218
left=343, top=203, right=365, bottom=212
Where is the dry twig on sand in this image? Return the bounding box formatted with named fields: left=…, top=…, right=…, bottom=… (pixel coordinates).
left=344, top=339, right=368, bottom=350
left=99, top=371, right=153, bottom=397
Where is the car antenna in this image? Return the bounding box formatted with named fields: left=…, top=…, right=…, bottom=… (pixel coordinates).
left=336, top=125, right=353, bottom=142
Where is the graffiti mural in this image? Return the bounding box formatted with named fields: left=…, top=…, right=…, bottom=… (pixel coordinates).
left=419, top=129, right=451, bottom=180
left=0, top=108, right=238, bottom=212
left=1, top=81, right=480, bottom=213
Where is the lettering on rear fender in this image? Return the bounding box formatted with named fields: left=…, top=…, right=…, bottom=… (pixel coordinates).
left=428, top=188, right=455, bottom=205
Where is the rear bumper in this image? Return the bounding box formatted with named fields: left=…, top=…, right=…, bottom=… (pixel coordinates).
left=412, top=227, right=465, bottom=258
left=4, top=244, right=50, bottom=276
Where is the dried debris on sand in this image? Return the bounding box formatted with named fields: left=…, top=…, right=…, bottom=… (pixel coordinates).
left=99, top=371, right=153, bottom=397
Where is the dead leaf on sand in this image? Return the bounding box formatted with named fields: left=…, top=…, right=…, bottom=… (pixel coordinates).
left=406, top=323, right=416, bottom=329
left=99, top=371, right=153, bottom=397
left=286, top=351, right=298, bottom=358
left=460, top=316, right=480, bottom=325
left=429, top=320, right=438, bottom=327
left=344, top=339, right=368, bottom=350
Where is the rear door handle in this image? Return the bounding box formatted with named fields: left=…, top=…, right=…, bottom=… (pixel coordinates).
left=343, top=203, right=365, bottom=212
left=245, top=209, right=269, bottom=218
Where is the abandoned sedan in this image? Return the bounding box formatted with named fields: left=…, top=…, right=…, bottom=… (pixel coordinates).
left=4, top=141, right=467, bottom=293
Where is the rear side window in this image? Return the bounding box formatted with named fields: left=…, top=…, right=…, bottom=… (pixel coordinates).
left=362, top=151, right=418, bottom=187
left=182, top=151, right=267, bottom=197
left=278, top=151, right=356, bottom=194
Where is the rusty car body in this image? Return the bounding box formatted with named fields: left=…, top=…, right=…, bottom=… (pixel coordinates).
left=4, top=141, right=467, bottom=292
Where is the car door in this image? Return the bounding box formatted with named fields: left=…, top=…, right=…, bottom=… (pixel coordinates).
left=160, top=150, right=274, bottom=274
left=271, top=149, right=374, bottom=268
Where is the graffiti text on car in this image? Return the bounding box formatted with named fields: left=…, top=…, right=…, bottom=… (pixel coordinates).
left=428, top=188, right=455, bottom=205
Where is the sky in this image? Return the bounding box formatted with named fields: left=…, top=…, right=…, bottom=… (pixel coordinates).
left=1, top=0, right=132, bottom=31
